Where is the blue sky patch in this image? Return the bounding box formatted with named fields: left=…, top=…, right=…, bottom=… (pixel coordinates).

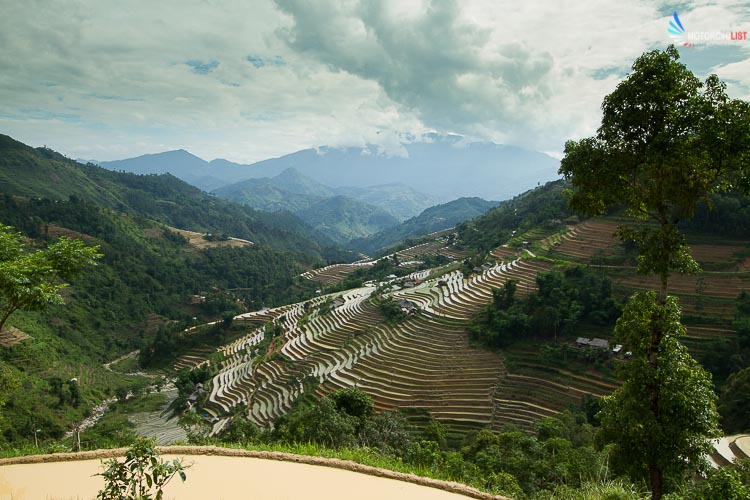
left=590, top=66, right=628, bottom=80
left=677, top=44, right=748, bottom=78
left=185, top=60, right=220, bottom=74
left=246, top=55, right=285, bottom=68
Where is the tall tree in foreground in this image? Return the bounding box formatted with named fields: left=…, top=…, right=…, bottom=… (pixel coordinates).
left=0, top=223, right=101, bottom=333
left=559, top=46, right=750, bottom=499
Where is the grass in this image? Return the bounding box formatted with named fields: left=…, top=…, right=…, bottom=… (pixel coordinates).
left=215, top=441, right=497, bottom=492
left=540, top=479, right=647, bottom=500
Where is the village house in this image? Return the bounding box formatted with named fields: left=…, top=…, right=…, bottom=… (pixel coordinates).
left=399, top=299, right=418, bottom=315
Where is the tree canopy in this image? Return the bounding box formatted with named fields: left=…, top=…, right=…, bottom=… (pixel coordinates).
left=560, top=45, right=750, bottom=296
left=560, top=46, right=749, bottom=500
left=0, top=224, right=101, bottom=333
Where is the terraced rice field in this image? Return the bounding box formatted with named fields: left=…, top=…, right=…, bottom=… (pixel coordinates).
left=682, top=325, right=738, bottom=359
left=616, top=272, right=750, bottom=319
left=176, top=216, right=748, bottom=436
left=553, top=219, right=621, bottom=260
left=184, top=248, right=616, bottom=435
left=689, top=244, right=745, bottom=264
left=300, top=260, right=375, bottom=284
left=493, top=347, right=619, bottom=431
left=301, top=239, right=469, bottom=285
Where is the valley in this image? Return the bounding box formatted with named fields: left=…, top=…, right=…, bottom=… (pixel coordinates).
left=160, top=211, right=749, bottom=444
left=1, top=134, right=749, bottom=499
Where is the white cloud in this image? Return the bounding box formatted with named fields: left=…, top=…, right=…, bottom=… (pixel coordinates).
left=0, top=0, right=748, bottom=161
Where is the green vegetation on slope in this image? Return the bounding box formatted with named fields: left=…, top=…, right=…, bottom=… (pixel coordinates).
left=350, top=196, right=498, bottom=255
left=295, top=195, right=400, bottom=244
left=456, top=180, right=573, bottom=252
left=471, top=266, right=620, bottom=349
left=0, top=134, right=354, bottom=263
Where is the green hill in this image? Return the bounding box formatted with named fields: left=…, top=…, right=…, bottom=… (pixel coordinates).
left=0, top=134, right=353, bottom=262
left=214, top=169, right=402, bottom=243
left=332, top=183, right=439, bottom=221
left=212, top=169, right=329, bottom=213
left=0, top=135, right=361, bottom=445
left=296, top=195, right=400, bottom=244
left=350, top=196, right=498, bottom=254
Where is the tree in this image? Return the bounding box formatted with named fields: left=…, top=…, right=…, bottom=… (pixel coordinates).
left=559, top=46, right=750, bottom=499
left=330, top=386, right=375, bottom=421
left=598, top=293, right=718, bottom=492
left=97, top=438, right=189, bottom=500
left=0, top=364, right=19, bottom=417
left=719, top=366, right=750, bottom=434
left=0, top=224, right=101, bottom=333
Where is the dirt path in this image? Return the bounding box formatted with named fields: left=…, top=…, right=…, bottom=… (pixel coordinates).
left=0, top=447, right=509, bottom=500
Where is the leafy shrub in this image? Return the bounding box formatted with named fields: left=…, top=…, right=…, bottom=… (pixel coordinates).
left=96, top=438, right=189, bottom=500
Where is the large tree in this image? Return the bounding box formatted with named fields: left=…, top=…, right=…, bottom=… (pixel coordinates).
left=560, top=46, right=750, bottom=499
left=0, top=224, right=101, bottom=333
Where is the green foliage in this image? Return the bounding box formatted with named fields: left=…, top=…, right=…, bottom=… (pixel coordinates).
left=719, top=366, right=750, bottom=434
left=681, top=192, right=750, bottom=238
left=686, top=459, right=750, bottom=500
left=599, top=292, right=719, bottom=493
left=0, top=363, right=19, bottom=412
left=471, top=267, right=619, bottom=348
left=0, top=224, right=101, bottom=332
left=560, top=46, right=750, bottom=288
left=377, top=297, right=406, bottom=324
left=456, top=180, right=571, bottom=252
left=351, top=197, right=497, bottom=255
left=329, top=386, right=375, bottom=421
left=275, top=396, right=359, bottom=448
left=97, top=438, right=189, bottom=500
left=216, top=404, right=260, bottom=444
left=559, top=45, right=748, bottom=500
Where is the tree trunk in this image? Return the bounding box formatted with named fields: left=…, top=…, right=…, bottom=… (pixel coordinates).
left=0, top=306, right=17, bottom=334
left=650, top=463, right=664, bottom=500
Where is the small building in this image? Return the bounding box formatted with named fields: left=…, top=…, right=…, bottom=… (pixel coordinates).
left=575, top=337, right=591, bottom=347
left=386, top=274, right=397, bottom=279
left=330, top=297, right=346, bottom=310
left=576, top=337, right=610, bottom=351
left=189, top=295, right=206, bottom=304
left=403, top=280, right=416, bottom=288
left=590, top=338, right=609, bottom=350
left=187, top=383, right=206, bottom=408
left=399, top=300, right=418, bottom=315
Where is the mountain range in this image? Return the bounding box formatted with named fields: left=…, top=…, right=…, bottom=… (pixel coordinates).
left=211, top=167, right=500, bottom=245
left=0, top=134, right=351, bottom=262
left=97, top=135, right=561, bottom=201
left=212, top=167, right=438, bottom=222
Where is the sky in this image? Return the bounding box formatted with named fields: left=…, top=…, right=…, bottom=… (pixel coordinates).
left=1, top=0, right=749, bottom=163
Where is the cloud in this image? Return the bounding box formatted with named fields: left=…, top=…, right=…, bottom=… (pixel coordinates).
left=273, top=0, right=555, bottom=138
left=0, top=0, right=747, bottom=163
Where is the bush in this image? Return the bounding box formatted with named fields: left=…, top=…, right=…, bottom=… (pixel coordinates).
left=96, top=438, right=189, bottom=500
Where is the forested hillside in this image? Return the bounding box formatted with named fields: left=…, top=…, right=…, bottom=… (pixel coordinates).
left=350, top=196, right=498, bottom=255
left=0, top=134, right=354, bottom=262
left=0, top=136, right=356, bottom=448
